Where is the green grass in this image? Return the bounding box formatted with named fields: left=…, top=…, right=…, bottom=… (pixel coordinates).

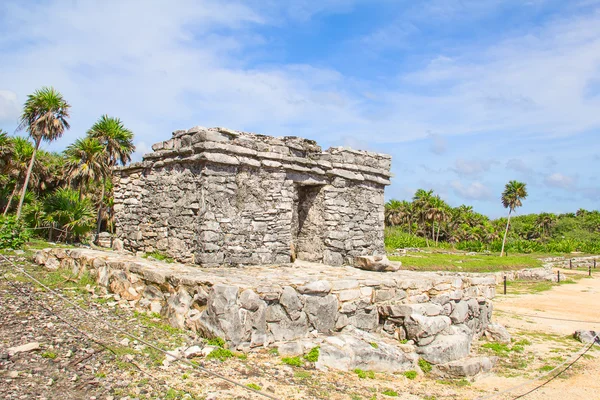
left=294, top=371, right=311, bottom=379
left=281, top=356, right=303, bottom=367
left=354, top=369, right=375, bottom=379
left=41, top=351, right=57, bottom=359
left=206, top=337, right=226, bottom=348
left=538, top=365, right=555, bottom=372
left=205, top=348, right=233, bottom=361
left=481, top=339, right=531, bottom=356
left=268, top=347, right=279, bottom=356
left=369, top=342, right=379, bottom=349
left=382, top=389, right=399, bottom=397
left=388, top=251, right=543, bottom=272
left=246, top=383, right=261, bottom=391
left=303, top=346, right=320, bottom=362
left=418, top=358, right=432, bottom=373
left=404, top=370, right=417, bottom=380
left=142, top=251, right=174, bottom=263
left=437, top=379, right=471, bottom=387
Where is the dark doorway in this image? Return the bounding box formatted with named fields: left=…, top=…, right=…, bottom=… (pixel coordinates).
left=291, top=184, right=325, bottom=262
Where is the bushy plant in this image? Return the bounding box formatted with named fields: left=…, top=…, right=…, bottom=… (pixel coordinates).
left=0, top=215, right=30, bottom=249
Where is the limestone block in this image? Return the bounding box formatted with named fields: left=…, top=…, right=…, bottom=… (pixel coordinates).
left=304, top=294, right=338, bottom=332
left=433, top=356, right=497, bottom=378
left=297, top=281, right=332, bottom=296
left=416, top=333, right=471, bottom=364
left=316, top=329, right=417, bottom=373
left=450, top=301, right=469, bottom=324
left=484, top=323, right=511, bottom=344
left=405, top=314, right=451, bottom=340
left=354, top=255, right=401, bottom=272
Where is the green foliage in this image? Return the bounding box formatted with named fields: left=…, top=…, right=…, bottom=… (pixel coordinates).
left=294, top=370, right=311, bottom=379
left=303, top=346, right=320, bottom=362
left=353, top=369, right=375, bottom=379
left=246, top=383, right=262, bottom=391
left=0, top=215, right=30, bottom=249
left=268, top=347, right=279, bottom=356
left=403, top=370, right=417, bottom=380
left=143, top=251, right=174, bottom=263
left=281, top=356, right=303, bottom=367
left=418, top=358, right=432, bottom=373
left=369, top=342, right=379, bottom=349
left=205, top=347, right=233, bottom=361
left=382, top=389, right=399, bottom=396
left=385, top=189, right=600, bottom=255
left=41, top=351, right=57, bottom=359
left=206, top=337, right=226, bottom=348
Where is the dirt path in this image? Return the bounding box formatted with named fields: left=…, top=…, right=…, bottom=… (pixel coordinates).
left=470, top=270, right=600, bottom=399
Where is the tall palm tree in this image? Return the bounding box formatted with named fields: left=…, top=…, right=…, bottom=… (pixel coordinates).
left=413, top=189, right=434, bottom=247
left=15, top=87, right=71, bottom=218
left=87, top=115, right=135, bottom=237
left=500, top=180, right=528, bottom=257
left=3, top=137, right=35, bottom=216
left=64, top=136, right=108, bottom=199
left=0, top=130, right=14, bottom=177
left=535, top=212, right=556, bottom=238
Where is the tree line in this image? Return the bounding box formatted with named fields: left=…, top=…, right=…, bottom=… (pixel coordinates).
left=0, top=87, right=134, bottom=245
left=385, top=182, right=600, bottom=254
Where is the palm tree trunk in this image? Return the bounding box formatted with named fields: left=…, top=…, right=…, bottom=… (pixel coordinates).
left=500, top=209, right=512, bottom=257
left=3, top=183, right=20, bottom=216
left=16, top=137, right=40, bottom=219
left=431, top=222, right=435, bottom=245
left=436, top=223, right=441, bottom=245
left=95, top=178, right=106, bottom=242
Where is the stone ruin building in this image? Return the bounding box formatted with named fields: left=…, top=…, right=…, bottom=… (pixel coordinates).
left=34, top=126, right=506, bottom=377
left=113, top=126, right=392, bottom=267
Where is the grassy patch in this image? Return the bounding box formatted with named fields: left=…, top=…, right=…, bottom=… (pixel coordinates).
left=206, top=337, right=226, bottom=348
left=418, top=358, right=432, bottom=373
left=303, top=346, right=320, bottom=362
left=281, top=356, right=303, bottom=367
left=382, top=389, right=399, bottom=397
left=246, top=383, right=261, bottom=391
left=404, top=370, right=417, bottom=380
left=133, top=310, right=186, bottom=336
left=369, top=342, right=379, bottom=349
left=538, top=365, right=555, bottom=372
left=294, top=371, right=311, bottom=379
left=354, top=369, right=375, bottom=379
left=268, top=347, right=279, bottom=356
left=143, top=251, right=174, bottom=263
left=205, top=348, right=233, bottom=361
left=438, top=379, right=471, bottom=387
left=41, top=351, right=57, bottom=359
left=389, top=251, right=542, bottom=272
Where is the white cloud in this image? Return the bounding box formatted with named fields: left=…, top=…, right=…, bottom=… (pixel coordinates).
left=505, top=158, right=532, bottom=173
left=0, top=90, right=19, bottom=124
left=544, top=172, right=577, bottom=188
left=451, top=158, right=495, bottom=176
left=450, top=181, right=493, bottom=200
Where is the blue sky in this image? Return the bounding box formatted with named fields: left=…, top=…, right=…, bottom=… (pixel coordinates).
left=1, top=0, right=599, bottom=217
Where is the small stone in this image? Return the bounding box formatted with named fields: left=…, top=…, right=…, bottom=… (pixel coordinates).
left=119, top=338, right=130, bottom=347
left=7, top=342, right=40, bottom=355
left=574, top=330, right=599, bottom=344
left=354, top=255, right=401, bottom=272
left=8, top=371, right=19, bottom=378
left=484, top=323, right=511, bottom=344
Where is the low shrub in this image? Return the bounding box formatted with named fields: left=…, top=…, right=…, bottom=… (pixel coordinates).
left=281, top=356, right=303, bottom=367
left=303, top=346, right=320, bottom=362
left=0, top=215, right=30, bottom=249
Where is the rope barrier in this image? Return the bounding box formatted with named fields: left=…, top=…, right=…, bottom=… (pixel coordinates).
left=475, top=334, right=598, bottom=400
left=0, top=274, right=187, bottom=397
left=0, top=254, right=280, bottom=400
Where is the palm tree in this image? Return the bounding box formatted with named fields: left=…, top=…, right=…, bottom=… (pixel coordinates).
left=15, top=87, right=71, bottom=218
left=0, top=130, right=14, bottom=177
left=500, top=180, right=528, bottom=257
left=87, top=115, right=134, bottom=238
left=64, top=136, right=108, bottom=199
left=535, top=212, right=556, bottom=238
left=3, top=137, right=35, bottom=216
left=413, top=189, right=434, bottom=246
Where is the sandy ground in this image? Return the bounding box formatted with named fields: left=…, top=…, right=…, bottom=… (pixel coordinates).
left=470, top=269, right=600, bottom=400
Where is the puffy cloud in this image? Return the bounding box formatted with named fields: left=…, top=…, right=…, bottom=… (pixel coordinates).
left=451, top=159, right=495, bottom=176
left=544, top=173, right=576, bottom=188
left=0, top=90, right=19, bottom=124
left=505, top=158, right=532, bottom=173
left=450, top=181, right=493, bottom=200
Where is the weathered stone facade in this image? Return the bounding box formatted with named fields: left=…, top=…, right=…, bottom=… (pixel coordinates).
left=35, top=248, right=498, bottom=372
left=113, top=127, right=392, bottom=267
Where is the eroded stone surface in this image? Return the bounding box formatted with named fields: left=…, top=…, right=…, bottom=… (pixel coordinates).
left=113, top=127, right=392, bottom=266
left=35, top=248, right=501, bottom=368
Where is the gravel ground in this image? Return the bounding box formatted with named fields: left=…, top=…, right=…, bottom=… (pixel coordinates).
left=1, top=252, right=598, bottom=400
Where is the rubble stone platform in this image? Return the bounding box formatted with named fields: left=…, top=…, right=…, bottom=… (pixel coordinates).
left=35, top=248, right=499, bottom=373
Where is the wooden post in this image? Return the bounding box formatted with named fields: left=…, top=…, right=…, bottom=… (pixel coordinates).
left=557, top=270, right=561, bottom=283
left=589, top=265, right=592, bottom=277
left=594, top=259, right=597, bottom=269
left=569, top=259, right=572, bottom=269
left=503, top=276, right=507, bottom=295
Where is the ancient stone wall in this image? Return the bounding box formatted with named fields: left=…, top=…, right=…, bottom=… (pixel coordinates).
left=113, top=127, right=391, bottom=266
left=35, top=248, right=498, bottom=370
